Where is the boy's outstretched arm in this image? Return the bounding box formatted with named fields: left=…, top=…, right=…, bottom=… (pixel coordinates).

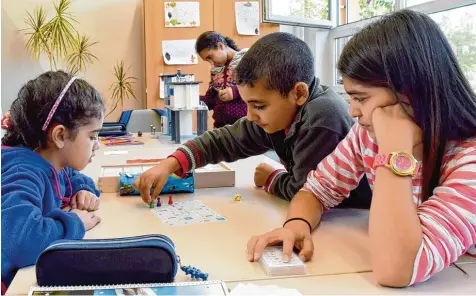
left=135, top=118, right=272, bottom=203
left=171, top=117, right=272, bottom=173
left=266, top=127, right=343, bottom=201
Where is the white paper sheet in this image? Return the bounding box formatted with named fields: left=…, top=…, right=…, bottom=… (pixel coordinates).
left=159, top=76, right=165, bottom=99
left=235, top=1, right=260, bottom=35
left=230, top=283, right=302, bottom=296
left=104, top=150, right=128, bottom=155
left=165, top=2, right=200, bottom=27
left=162, top=39, right=198, bottom=65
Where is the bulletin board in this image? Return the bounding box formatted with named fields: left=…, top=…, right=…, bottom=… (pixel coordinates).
left=143, top=0, right=279, bottom=130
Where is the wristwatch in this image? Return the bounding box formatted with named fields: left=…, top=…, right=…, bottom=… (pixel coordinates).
left=373, top=152, right=419, bottom=177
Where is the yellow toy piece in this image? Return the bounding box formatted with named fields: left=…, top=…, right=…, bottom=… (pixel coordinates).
left=233, top=194, right=242, bottom=201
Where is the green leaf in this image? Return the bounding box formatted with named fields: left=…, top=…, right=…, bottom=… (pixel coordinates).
left=44, top=0, right=78, bottom=58
left=66, top=33, right=98, bottom=74
left=23, top=7, right=51, bottom=61
left=106, top=60, right=138, bottom=117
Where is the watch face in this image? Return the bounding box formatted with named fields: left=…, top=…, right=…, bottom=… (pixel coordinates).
left=390, top=152, right=416, bottom=175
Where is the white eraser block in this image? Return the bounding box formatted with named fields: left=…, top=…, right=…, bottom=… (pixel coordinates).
left=259, top=246, right=306, bottom=276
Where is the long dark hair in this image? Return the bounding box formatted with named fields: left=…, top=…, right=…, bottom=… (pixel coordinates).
left=195, top=31, right=240, bottom=53
left=2, top=70, right=104, bottom=149
left=338, top=9, right=476, bottom=202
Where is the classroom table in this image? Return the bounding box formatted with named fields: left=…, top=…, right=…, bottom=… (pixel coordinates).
left=6, top=134, right=476, bottom=295
left=227, top=263, right=476, bottom=295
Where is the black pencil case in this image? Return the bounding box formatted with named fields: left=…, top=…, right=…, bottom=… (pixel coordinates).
left=36, top=234, right=178, bottom=287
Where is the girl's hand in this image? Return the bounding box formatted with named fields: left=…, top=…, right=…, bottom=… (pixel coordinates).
left=71, top=190, right=100, bottom=212
left=372, top=104, right=422, bottom=153
left=247, top=220, right=314, bottom=262
left=71, top=209, right=101, bottom=231
left=218, top=87, right=233, bottom=102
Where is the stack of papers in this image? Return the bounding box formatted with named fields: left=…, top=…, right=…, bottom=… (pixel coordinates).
left=230, top=283, right=302, bottom=296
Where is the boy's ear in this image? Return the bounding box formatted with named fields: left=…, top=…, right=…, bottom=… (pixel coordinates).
left=50, top=124, right=68, bottom=149
left=293, top=82, right=309, bottom=106
left=218, top=42, right=225, bottom=50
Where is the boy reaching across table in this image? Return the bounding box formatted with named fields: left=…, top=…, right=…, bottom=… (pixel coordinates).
left=135, top=32, right=371, bottom=207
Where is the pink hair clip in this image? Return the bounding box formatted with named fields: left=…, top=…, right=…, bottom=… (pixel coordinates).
left=42, top=76, right=78, bottom=132
left=1, top=111, right=12, bottom=130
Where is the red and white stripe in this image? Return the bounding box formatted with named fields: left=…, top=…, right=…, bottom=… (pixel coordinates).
left=302, top=124, right=476, bottom=285
left=264, top=169, right=287, bottom=194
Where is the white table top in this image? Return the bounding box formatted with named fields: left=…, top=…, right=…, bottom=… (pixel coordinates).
left=227, top=263, right=476, bottom=295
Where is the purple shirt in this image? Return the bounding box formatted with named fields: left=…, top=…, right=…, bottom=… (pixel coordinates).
left=201, top=49, right=248, bottom=128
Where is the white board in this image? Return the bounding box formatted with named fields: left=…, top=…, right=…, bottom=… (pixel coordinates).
left=162, top=39, right=198, bottom=65
left=235, top=1, right=260, bottom=35
left=165, top=2, right=200, bottom=27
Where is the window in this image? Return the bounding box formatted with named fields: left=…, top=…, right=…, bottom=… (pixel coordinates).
left=406, top=0, right=434, bottom=6
left=263, top=0, right=333, bottom=28
left=339, top=0, right=395, bottom=26
left=431, top=4, right=476, bottom=90
left=328, top=0, right=476, bottom=90
left=335, top=36, right=352, bottom=85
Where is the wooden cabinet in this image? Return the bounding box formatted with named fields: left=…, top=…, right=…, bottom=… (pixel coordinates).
left=143, top=0, right=279, bottom=129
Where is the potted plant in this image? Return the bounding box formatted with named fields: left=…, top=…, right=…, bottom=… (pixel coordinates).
left=106, top=60, right=138, bottom=118
left=23, top=0, right=98, bottom=73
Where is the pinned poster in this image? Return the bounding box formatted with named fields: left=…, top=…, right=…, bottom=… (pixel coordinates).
left=165, top=2, right=200, bottom=27
left=162, top=39, right=198, bottom=65
left=235, top=1, right=260, bottom=35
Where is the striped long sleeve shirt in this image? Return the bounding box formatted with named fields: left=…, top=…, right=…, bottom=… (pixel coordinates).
left=302, top=124, right=476, bottom=285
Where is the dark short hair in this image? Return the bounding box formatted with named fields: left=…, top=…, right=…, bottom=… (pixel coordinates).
left=338, top=9, right=476, bottom=202
left=236, top=32, right=315, bottom=96
left=2, top=70, right=104, bottom=149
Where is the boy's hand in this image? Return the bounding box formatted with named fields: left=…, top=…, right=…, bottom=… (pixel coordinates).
left=247, top=220, right=314, bottom=262
left=133, top=157, right=181, bottom=204
left=71, top=209, right=101, bottom=231
left=71, top=190, right=100, bottom=211
left=254, top=163, right=275, bottom=187
left=218, top=87, right=233, bottom=102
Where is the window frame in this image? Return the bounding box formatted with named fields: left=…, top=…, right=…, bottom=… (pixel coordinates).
left=262, top=0, right=336, bottom=28
left=327, top=0, right=476, bottom=93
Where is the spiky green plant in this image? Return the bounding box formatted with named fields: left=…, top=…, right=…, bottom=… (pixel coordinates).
left=22, top=0, right=98, bottom=73
left=23, top=7, right=56, bottom=69
left=44, top=0, right=78, bottom=58
left=107, top=61, right=138, bottom=117
left=67, top=33, right=98, bottom=74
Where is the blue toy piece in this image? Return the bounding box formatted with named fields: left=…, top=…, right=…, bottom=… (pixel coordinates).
left=199, top=273, right=209, bottom=281
left=180, top=265, right=208, bottom=281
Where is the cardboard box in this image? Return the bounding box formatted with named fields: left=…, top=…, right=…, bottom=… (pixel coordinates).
left=98, top=162, right=235, bottom=193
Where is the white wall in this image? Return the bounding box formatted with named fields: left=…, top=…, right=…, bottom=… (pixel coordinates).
left=1, top=0, right=145, bottom=121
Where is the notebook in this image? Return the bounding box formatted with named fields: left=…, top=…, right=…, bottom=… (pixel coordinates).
left=28, top=280, right=229, bottom=296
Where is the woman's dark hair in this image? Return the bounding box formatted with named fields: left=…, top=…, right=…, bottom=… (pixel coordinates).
left=2, top=70, right=105, bottom=149
left=195, top=31, right=240, bottom=53
left=338, top=9, right=476, bottom=202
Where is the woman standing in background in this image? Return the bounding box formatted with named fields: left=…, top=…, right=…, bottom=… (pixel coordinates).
left=196, top=31, right=248, bottom=128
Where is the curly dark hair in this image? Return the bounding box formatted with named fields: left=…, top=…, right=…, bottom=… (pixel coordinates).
left=2, top=70, right=104, bottom=149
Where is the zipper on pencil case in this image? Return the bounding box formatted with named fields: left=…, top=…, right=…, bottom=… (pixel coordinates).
left=44, top=236, right=175, bottom=253
left=50, top=234, right=175, bottom=246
